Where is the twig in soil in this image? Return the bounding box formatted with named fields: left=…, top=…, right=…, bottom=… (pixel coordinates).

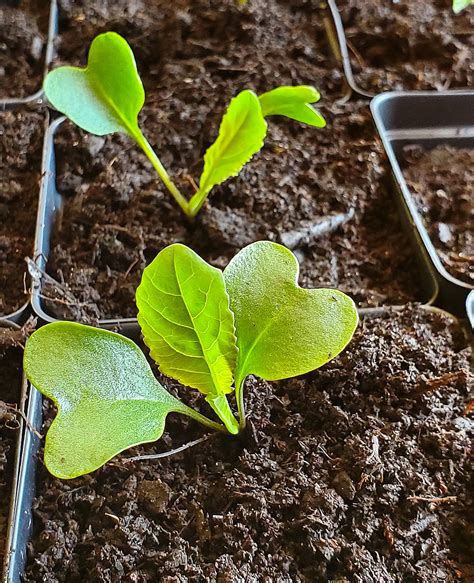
left=185, top=174, right=199, bottom=193
left=322, top=11, right=353, bottom=104
left=0, top=317, right=36, bottom=353
left=326, top=0, right=375, bottom=98
left=279, top=208, right=355, bottom=250
left=419, top=370, right=468, bottom=393
left=123, top=257, right=139, bottom=279
left=0, top=401, right=42, bottom=439
left=26, top=257, right=82, bottom=306
left=407, top=495, right=457, bottom=504
left=345, top=38, right=368, bottom=70
left=122, top=433, right=216, bottom=463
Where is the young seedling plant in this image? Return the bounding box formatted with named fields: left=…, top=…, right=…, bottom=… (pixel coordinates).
left=43, top=32, right=326, bottom=217
left=24, top=241, right=358, bottom=479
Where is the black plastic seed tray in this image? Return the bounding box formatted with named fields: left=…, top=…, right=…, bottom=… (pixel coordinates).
left=371, top=90, right=474, bottom=321
left=0, top=322, right=29, bottom=583
left=2, top=0, right=474, bottom=580
left=0, top=101, right=49, bottom=325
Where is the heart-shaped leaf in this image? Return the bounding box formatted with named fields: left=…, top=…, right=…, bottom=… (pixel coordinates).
left=224, top=241, right=358, bottom=391
left=188, top=90, right=267, bottom=215
left=136, top=244, right=239, bottom=433
left=43, top=32, right=144, bottom=137
left=23, top=322, right=220, bottom=479
left=259, top=86, right=326, bottom=127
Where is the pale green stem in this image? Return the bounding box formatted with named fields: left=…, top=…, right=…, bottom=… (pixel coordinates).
left=235, top=375, right=247, bottom=430
left=178, top=403, right=228, bottom=433
left=205, top=394, right=240, bottom=434
left=134, top=131, right=192, bottom=217
left=187, top=188, right=211, bottom=217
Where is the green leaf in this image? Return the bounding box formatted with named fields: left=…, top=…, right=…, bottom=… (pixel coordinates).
left=188, top=90, right=267, bottom=214
left=224, top=241, right=358, bottom=388
left=43, top=31, right=144, bottom=137
left=136, top=244, right=239, bottom=434
left=259, top=86, right=326, bottom=127
left=453, top=0, right=473, bottom=12
left=23, top=322, right=218, bottom=479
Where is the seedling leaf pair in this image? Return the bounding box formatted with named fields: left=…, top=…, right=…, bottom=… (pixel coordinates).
left=137, top=241, right=357, bottom=429
left=24, top=242, right=358, bottom=479
left=44, top=32, right=326, bottom=217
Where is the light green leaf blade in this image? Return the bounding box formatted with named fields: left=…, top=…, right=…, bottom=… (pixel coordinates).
left=197, top=89, right=267, bottom=198
left=453, top=0, right=473, bottom=12
left=43, top=32, right=144, bottom=136
left=23, top=322, right=191, bottom=479
left=136, top=244, right=238, bottom=398
left=224, top=241, right=358, bottom=386
left=259, top=86, right=326, bottom=127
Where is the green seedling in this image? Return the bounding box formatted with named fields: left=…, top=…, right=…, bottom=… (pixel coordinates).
left=24, top=242, right=358, bottom=479
left=453, top=0, right=473, bottom=12
left=43, top=32, right=325, bottom=218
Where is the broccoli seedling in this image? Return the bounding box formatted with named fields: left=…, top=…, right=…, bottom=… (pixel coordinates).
left=43, top=32, right=325, bottom=218
left=24, top=242, right=358, bottom=478
left=453, top=0, right=473, bottom=12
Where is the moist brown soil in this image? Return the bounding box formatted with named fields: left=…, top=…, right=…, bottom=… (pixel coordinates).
left=0, top=107, right=45, bottom=315
left=338, top=0, right=474, bottom=94
left=24, top=307, right=473, bottom=581
left=47, top=102, right=426, bottom=322
left=0, top=0, right=50, bottom=99
left=402, top=145, right=474, bottom=286
left=0, top=329, right=24, bottom=568
left=53, top=0, right=336, bottom=93
left=43, top=0, right=427, bottom=322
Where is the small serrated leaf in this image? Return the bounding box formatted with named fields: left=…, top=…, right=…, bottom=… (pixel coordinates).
left=23, top=322, right=197, bottom=479
left=136, top=244, right=239, bottom=433
left=259, top=86, right=326, bottom=127
left=196, top=89, right=267, bottom=198
left=136, top=245, right=238, bottom=396
left=44, top=32, right=144, bottom=137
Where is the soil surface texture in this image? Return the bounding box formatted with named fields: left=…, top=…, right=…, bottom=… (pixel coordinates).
left=43, top=0, right=427, bottom=321
left=0, top=328, right=24, bottom=568
left=24, top=307, right=473, bottom=581
left=403, top=145, right=473, bottom=286
left=0, top=107, right=45, bottom=315
left=338, top=0, right=474, bottom=94
left=0, top=0, right=50, bottom=99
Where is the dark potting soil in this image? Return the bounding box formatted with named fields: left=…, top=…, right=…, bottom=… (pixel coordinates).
left=0, top=330, right=24, bottom=568
left=338, top=0, right=474, bottom=93
left=0, top=0, right=50, bottom=99
left=46, top=100, right=426, bottom=323
left=403, top=145, right=474, bottom=286
left=53, top=0, right=337, bottom=94
left=0, top=107, right=44, bottom=315
left=24, top=307, right=473, bottom=581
